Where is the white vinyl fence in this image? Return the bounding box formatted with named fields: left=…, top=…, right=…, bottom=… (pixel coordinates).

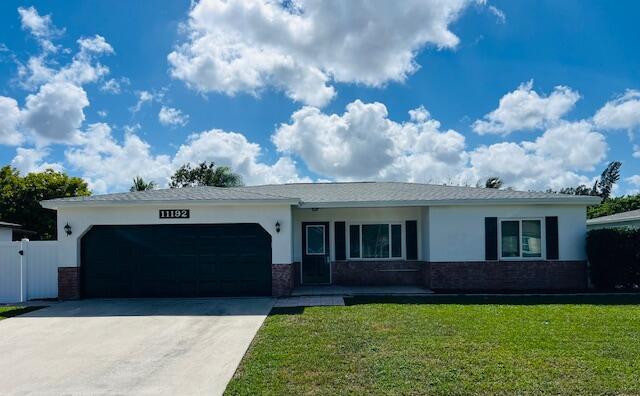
left=0, top=240, right=59, bottom=303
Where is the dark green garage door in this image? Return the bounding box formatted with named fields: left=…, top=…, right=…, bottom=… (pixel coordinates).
left=81, top=224, right=272, bottom=298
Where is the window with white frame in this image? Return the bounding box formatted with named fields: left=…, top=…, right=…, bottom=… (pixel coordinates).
left=348, top=223, right=402, bottom=259
left=500, top=219, right=542, bottom=259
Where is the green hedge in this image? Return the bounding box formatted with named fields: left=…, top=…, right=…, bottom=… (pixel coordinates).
left=586, top=228, right=640, bottom=290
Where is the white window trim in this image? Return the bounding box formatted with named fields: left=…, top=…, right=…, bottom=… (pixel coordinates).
left=305, top=224, right=326, bottom=255
left=347, top=221, right=404, bottom=261
left=498, top=218, right=546, bottom=260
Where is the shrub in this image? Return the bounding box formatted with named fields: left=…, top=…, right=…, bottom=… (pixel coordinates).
left=586, top=228, right=640, bottom=290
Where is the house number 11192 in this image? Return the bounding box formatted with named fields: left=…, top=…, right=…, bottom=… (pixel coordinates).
left=159, top=209, right=190, bottom=219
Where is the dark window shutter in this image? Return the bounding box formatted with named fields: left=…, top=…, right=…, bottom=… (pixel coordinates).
left=406, top=220, right=418, bottom=260
left=545, top=216, right=559, bottom=260
left=485, top=217, right=498, bottom=261
left=334, top=221, right=346, bottom=260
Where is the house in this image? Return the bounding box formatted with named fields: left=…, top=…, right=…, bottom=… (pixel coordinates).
left=587, top=209, right=640, bottom=230
left=0, top=222, right=21, bottom=241
left=40, top=182, right=599, bottom=299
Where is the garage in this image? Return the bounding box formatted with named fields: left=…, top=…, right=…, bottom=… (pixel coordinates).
left=80, top=223, right=272, bottom=298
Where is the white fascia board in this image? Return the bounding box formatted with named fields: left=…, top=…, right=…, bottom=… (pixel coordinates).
left=298, top=197, right=601, bottom=208
left=41, top=198, right=300, bottom=210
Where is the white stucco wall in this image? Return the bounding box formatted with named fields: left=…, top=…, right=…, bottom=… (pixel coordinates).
left=0, top=228, right=12, bottom=242
left=428, top=204, right=588, bottom=262
left=55, top=203, right=293, bottom=267
left=292, top=207, right=423, bottom=262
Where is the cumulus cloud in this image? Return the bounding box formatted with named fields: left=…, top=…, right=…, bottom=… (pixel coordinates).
left=63, top=124, right=308, bottom=193
left=272, top=99, right=608, bottom=191
left=22, top=82, right=89, bottom=142
left=593, top=90, right=640, bottom=130
left=168, top=0, right=478, bottom=106
left=468, top=120, right=607, bottom=191
left=472, top=80, right=581, bottom=135
left=173, top=129, right=309, bottom=185
left=0, top=96, right=23, bottom=145
left=158, top=106, right=189, bottom=127
left=273, top=100, right=467, bottom=180
left=65, top=123, right=174, bottom=193
left=11, top=147, right=63, bottom=173
left=18, top=6, right=63, bottom=53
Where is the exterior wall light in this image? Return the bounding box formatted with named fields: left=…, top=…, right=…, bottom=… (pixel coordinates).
left=64, top=223, right=72, bottom=236
left=275, top=221, right=281, bottom=233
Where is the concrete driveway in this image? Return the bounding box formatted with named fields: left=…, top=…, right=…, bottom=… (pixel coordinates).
left=0, top=298, right=273, bottom=396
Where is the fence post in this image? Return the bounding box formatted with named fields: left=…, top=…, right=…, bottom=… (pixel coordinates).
left=19, top=238, right=29, bottom=302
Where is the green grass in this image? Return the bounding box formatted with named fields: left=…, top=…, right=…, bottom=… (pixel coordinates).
left=226, top=295, right=640, bottom=395
left=0, top=306, right=43, bottom=320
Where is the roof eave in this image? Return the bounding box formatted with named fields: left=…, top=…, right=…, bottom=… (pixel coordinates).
left=298, top=197, right=601, bottom=208
left=586, top=217, right=640, bottom=225
left=41, top=198, right=300, bottom=210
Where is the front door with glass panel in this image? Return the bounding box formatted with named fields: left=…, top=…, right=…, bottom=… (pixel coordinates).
left=302, top=222, right=330, bottom=284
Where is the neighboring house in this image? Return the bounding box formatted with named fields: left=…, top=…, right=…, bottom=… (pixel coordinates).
left=41, top=182, right=599, bottom=299
left=0, top=222, right=21, bottom=241
left=587, top=209, right=640, bottom=230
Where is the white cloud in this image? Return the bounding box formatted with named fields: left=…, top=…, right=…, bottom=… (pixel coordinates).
left=65, top=123, right=174, bottom=193
left=0, top=96, right=23, bottom=145
left=168, top=0, right=479, bottom=106
left=173, top=129, right=309, bottom=185
left=11, top=147, right=63, bottom=173
left=272, top=99, right=608, bottom=191
left=77, top=35, right=114, bottom=55
left=22, top=82, right=89, bottom=142
left=593, top=90, right=640, bottom=130
left=158, top=106, right=189, bottom=127
left=472, top=80, right=581, bottom=135
left=17, top=6, right=63, bottom=53
left=272, top=100, right=467, bottom=180
left=488, top=5, right=506, bottom=23
left=64, top=124, right=308, bottom=193
left=97, top=110, right=107, bottom=118
left=633, top=145, right=640, bottom=159
left=467, top=121, right=607, bottom=191
left=130, top=90, right=162, bottom=113
left=627, top=175, right=640, bottom=187
left=100, top=77, right=129, bottom=94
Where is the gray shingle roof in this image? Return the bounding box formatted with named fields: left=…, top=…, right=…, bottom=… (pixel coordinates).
left=41, top=182, right=600, bottom=208
left=587, top=209, right=640, bottom=225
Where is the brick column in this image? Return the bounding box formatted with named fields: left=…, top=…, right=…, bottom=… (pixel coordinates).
left=272, top=264, right=294, bottom=297
left=58, top=267, right=80, bottom=300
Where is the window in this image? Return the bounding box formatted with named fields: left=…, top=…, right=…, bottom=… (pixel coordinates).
left=306, top=225, right=325, bottom=255
left=500, top=219, right=542, bottom=259
left=349, top=223, right=402, bottom=259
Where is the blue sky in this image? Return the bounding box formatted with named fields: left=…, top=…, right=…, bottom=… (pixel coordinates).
left=0, top=0, right=639, bottom=194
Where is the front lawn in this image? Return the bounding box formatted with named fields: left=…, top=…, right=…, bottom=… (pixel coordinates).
left=0, top=306, right=43, bottom=320
left=226, top=295, right=640, bottom=395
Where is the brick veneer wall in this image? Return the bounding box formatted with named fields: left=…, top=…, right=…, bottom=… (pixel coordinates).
left=332, top=260, right=426, bottom=286
left=429, top=261, right=588, bottom=290
left=58, top=267, right=81, bottom=300
left=272, top=264, right=294, bottom=297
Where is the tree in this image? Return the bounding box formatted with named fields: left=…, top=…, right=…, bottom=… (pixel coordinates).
left=556, top=161, right=622, bottom=202
left=0, top=166, right=91, bottom=240
left=130, top=176, right=156, bottom=192
left=587, top=193, right=640, bottom=219
left=170, top=162, right=243, bottom=188
left=597, top=160, right=621, bottom=201
left=484, top=176, right=503, bottom=189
